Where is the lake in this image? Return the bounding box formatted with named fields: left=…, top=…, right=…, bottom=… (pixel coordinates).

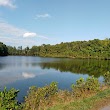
left=0, top=56, right=110, bottom=102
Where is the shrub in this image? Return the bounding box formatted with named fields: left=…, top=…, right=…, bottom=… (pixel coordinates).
left=85, top=76, right=100, bottom=91
left=0, top=87, right=20, bottom=110
left=71, top=76, right=100, bottom=97
left=104, top=71, right=110, bottom=85
left=71, top=77, right=85, bottom=97
left=23, top=82, right=58, bottom=110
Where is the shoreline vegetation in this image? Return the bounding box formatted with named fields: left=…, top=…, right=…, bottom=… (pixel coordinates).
left=0, top=39, right=110, bottom=109
left=0, top=38, right=110, bottom=60
left=0, top=71, right=110, bottom=110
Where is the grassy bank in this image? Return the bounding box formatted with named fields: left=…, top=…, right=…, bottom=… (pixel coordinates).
left=48, top=88, right=110, bottom=110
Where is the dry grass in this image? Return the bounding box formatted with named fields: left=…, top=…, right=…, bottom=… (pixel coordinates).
left=91, top=95, right=110, bottom=110
left=47, top=88, right=110, bottom=110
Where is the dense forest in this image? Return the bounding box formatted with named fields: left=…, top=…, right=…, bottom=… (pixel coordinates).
left=1, top=38, right=110, bottom=59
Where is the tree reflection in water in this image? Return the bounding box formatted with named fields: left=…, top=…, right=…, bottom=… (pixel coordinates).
left=38, top=59, right=110, bottom=78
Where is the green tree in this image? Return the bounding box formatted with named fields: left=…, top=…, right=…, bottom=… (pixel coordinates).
left=0, top=42, right=8, bottom=56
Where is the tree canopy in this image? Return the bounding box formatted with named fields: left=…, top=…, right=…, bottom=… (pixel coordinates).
left=0, top=42, right=8, bottom=56
left=26, top=38, right=110, bottom=59
left=1, top=38, right=110, bottom=59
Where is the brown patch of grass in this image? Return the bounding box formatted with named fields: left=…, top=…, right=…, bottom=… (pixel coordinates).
left=91, top=95, right=110, bottom=110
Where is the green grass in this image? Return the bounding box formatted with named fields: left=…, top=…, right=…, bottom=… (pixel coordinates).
left=47, top=88, right=110, bottom=110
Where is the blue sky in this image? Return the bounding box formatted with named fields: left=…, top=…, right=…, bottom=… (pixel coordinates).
left=0, top=0, right=110, bottom=47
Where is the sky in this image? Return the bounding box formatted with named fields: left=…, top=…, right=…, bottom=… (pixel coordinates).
left=0, top=0, right=110, bottom=47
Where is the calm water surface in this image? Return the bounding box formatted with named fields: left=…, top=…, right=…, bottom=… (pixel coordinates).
left=0, top=56, right=110, bottom=102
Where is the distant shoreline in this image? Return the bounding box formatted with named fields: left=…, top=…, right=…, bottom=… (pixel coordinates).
left=2, top=55, right=110, bottom=60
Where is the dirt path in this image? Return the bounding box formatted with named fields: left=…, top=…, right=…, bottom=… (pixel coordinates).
left=91, top=95, right=110, bottom=110
left=100, top=106, right=110, bottom=110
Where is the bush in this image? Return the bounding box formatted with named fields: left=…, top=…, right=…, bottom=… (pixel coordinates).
left=71, top=76, right=100, bottom=97
left=0, top=87, right=20, bottom=110
left=85, top=76, right=100, bottom=91
left=71, top=77, right=85, bottom=97
left=23, top=82, right=58, bottom=110
left=104, top=71, right=110, bottom=85
left=1, top=74, right=107, bottom=110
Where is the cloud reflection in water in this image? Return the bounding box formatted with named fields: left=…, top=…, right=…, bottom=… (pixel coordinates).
left=22, top=72, right=36, bottom=79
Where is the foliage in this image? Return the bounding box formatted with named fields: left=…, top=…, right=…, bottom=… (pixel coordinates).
left=28, top=38, right=110, bottom=59
left=0, top=87, right=20, bottom=110
left=85, top=76, right=100, bottom=91
left=22, top=76, right=102, bottom=109
left=104, top=71, right=110, bottom=85
left=7, top=46, right=30, bottom=56
left=5, top=38, right=110, bottom=59
left=71, top=76, right=100, bottom=97
left=0, top=73, right=110, bottom=110
left=23, top=82, right=58, bottom=110
left=71, top=77, right=85, bottom=97
left=0, top=42, right=8, bottom=56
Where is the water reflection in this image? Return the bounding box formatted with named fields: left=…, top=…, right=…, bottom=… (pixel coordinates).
left=22, top=72, right=36, bottom=79
left=39, top=59, right=110, bottom=78
left=0, top=73, right=21, bottom=86
left=0, top=71, right=44, bottom=86
left=0, top=57, right=109, bottom=87
left=0, top=63, right=7, bottom=70
left=0, top=56, right=109, bottom=102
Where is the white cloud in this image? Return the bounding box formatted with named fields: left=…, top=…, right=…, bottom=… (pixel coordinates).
left=0, top=19, right=49, bottom=47
left=23, top=32, right=37, bottom=38
left=0, top=0, right=16, bottom=8
left=35, top=13, right=51, bottom=19
left=0, top=22, right=26, bottom=37
left=0, top=20, right=48, bottom=39
left=23, top=32, right=49, bottom=39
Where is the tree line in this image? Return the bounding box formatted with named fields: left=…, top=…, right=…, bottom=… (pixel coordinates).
left=1, top=38, right=110, bottom=59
